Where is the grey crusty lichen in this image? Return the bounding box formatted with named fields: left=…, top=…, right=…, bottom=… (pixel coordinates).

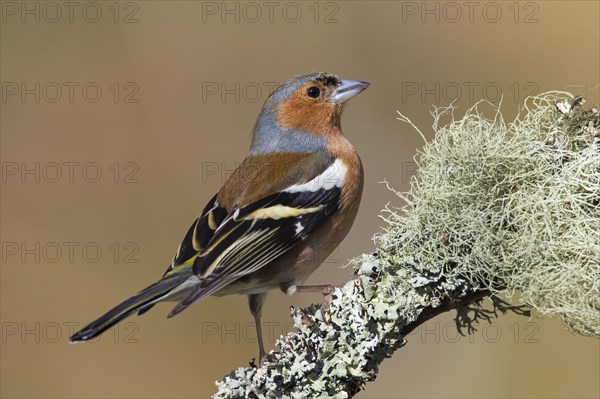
left=214, top=93, right=599, bottom=398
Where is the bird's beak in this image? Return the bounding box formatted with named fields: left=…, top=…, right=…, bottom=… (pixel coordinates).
left=331, top=80, right=370, bottom=104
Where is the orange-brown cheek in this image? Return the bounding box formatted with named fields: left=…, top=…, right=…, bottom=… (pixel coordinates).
left=276, top=96, right=339, bottom=135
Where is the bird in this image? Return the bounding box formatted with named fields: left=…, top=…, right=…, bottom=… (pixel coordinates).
left=70, top=72, right=369, bottom=362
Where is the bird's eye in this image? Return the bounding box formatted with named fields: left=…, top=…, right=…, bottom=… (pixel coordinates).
left=306, top=86, right=320, bottom=98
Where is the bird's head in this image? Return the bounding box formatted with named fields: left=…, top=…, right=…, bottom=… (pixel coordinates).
left=249, top=73, right=369, bottom=154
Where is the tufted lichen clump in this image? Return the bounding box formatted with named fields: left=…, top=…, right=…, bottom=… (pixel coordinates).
left=382, top=93, right=599, bottom=337
left=214, top=93, right=599, bottom=398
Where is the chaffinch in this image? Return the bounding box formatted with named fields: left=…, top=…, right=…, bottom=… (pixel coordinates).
left=70, top=72, right=369, bottom=361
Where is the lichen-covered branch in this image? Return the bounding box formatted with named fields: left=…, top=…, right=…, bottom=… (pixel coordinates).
left=214, top=94, right=599, bottom=398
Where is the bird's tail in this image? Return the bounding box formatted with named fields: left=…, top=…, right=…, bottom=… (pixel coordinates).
left=70, top=272, right=190, bottom=343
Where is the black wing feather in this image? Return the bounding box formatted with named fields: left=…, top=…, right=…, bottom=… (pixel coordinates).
left=167, top=193, right=227, bottom=273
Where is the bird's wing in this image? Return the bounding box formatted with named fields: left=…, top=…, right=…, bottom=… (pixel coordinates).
left=167, top=152, right=346, bottom=317
left=161, top=193, right=229, bottom=277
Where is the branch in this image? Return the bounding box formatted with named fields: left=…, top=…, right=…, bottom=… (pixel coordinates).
left=214, top=94, right=600, bottom=398
left=214, top=260, right=494, bottom=399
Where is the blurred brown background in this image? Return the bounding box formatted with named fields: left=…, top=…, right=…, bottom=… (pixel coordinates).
left=1, top=1, right=599, bottom=398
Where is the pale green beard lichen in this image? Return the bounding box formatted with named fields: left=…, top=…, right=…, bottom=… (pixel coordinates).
left=384, top=93, right=599, bottom=337
left=214, top=93, right=599, bottom=398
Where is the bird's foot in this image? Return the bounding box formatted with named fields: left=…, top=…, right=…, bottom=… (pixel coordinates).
left=322, top=285, right=335, bottom=308
left=249, top=351, right=268, bottom=368
left=260, top=352, right=268, bottom=365
left=296, top=284, right=335, bottom=307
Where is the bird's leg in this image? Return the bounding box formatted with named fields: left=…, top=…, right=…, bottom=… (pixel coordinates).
left=248, top=292, right=267, bottom=364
